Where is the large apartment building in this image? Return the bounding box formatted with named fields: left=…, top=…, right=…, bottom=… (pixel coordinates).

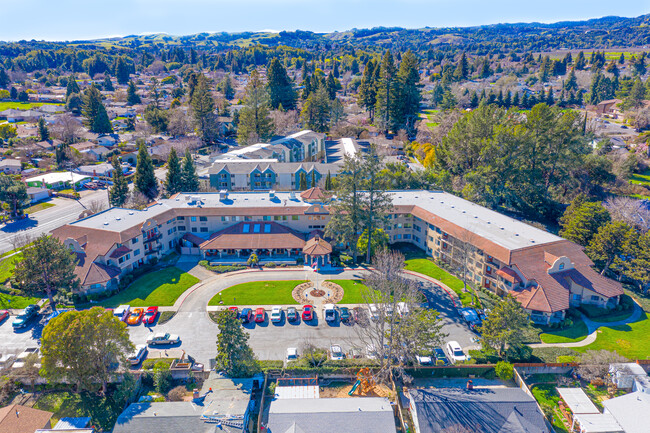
left=51, top=188, right=623, bottom=324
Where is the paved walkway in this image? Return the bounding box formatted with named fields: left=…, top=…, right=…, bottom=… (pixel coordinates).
left=529, top=302, right=644, bottom=348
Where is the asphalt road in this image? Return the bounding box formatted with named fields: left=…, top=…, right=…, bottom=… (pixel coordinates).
left=0, top=269, right=478, bottom=368
left=0, top=189, right=108, bottom=254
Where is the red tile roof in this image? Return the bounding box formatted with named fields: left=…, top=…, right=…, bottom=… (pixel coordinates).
left=0, top=404, right=52, bottom=433
left=109, top=245, right=131, bottom=259
left=200, top=221, right=307, bottom=251
left=300, top=187, right=326, bottom=201
left=303, top=237, right=332, bottom=256
left=496, top=267, right=521, bottom=283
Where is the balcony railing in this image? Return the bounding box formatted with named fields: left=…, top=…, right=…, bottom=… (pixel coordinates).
left=145, top=246, right=162, bottom=255
left=143, top=233, right=162, bottom=243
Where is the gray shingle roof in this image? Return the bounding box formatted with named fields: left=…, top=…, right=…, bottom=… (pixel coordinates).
left=409, top=388, right=551, bottom=433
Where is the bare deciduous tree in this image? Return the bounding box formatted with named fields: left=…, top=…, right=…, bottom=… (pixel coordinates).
left=577, top=350, right=628, bottom=386
left=10, top=232, right=33, bottom=252
left=125, top=191, right=149, bottom=210
left=270, top=110, right=299, bottom=136
left=354, top=250, right=446, bottom=383
left=52, top=113, right=83, bottom=144
left=604, top=196, right=650, bottom=232
left=168, top=109, right=192, bottom=137
left=87, top=199, right=107, bottom=215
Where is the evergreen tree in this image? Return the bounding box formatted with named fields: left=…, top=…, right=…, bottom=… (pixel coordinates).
left=134, top=143, right=158, bottom=200
left=0, top=68, right=8, bottom=89
left=625, top=78, right=646, bottom=109
left=325, top=72, right=338, bottom=100
left=299, top=172, right=308, bottom=190
left=37, top=117, right=49, bottom=141
left=181, top=149, right=200, bottom=191
left=126, top=81, right=141, bottom=105
left=310, top=172, right=316, bottom=188
left=395, top=50, right=420, bottom=133
left=109, top=155, right=129, bottom=207
left=190, top=74, right=219, bottom=144
left=66, top=75, right=80, bottom=99
left=215, top=310, right=260, bottom=377
left=164, top=148, right=183, bottom=195
left=267, top=58, right=297, bottom=110
left=114, top=56, right=131, bottom=84
left=237, top=70, right=274, bottom=144
left=301, top=84, right=331, bottom=133
left=82, top=85, right=113, bottom=133
left=357, top=60, right=377, bottom=120
left=219, top=75, right=235, bottom=100
left=375, top=50, right=398, bottom=135
left=564, top=67, right=578, bottom=92
left=574, top=51, right=586, bottom=70
left=546, top=87, right=554, bottom=105
left=453, top=52, right=468, bottom=81
left=103, top=76, right=114, bottom=91
left=324, top=171, right=333, bottom=190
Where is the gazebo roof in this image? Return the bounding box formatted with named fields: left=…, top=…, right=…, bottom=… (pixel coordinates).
left=302, top=237, right=332, bottom=256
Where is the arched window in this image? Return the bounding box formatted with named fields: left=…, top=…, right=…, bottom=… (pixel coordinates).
left=559, top=263, right=565, bottom=270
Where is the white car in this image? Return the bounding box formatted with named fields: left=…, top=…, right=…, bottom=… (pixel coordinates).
left=286, top=347, right=298, bottom=362
left=271, top=306, right=283, bottom=323
left=324, top=304, right=336, bottom=322
left=416, top=354, right=433, bottom=365
left=369, top=304, right=380, bottom=321
left=127, top=344, right=148, bottom=365
left=114, top=305, right=130, bottom=322
left=446, top=341, right=468, bottom=364
left=330, top=344, right=344, bottom=360
left=146, top=332, right=180, bottom=346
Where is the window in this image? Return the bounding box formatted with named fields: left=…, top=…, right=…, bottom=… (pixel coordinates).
left=414, top=236, right=420, bottom=243
left=200, top=227, right=208, bottom=233
left=559, top=263, right=565, bottom=270
left=243, top=224, right=250, bottom=233
left=191, top=227, right=197, bottom=232
left=200, top=216, right=207, bottom=222
left=253, top=224, right=261, bottom=233
left=178, top=226, right=186, bottom=231
left=190, top=216, right=197, bottom=222
left=168, top=229, right=173, bottom=235
left=292, top=215, right=299, bottom=220
left=404, top=223, right=412, bottom=229
left=591, top=295, right=600, bottom=301
left=222, top=216, right=229, bottom=222
left=132, top=237, right=138, bottom=244
left=245, top=216, right=252, bottom=221
left=134, top=249, right=140, bottom=256
left=263, top=216, right=271, bottom=221
left=572, top=294, right=581, bottom=301
left=414, top=225, right=421, bottom=232
left=264, top=224, right=271, bottom=233
left=274, top=216, right=281, bottom=221
left=404, top=234, right=412, bottom=239
left=177, top=216, right=185, bottom=220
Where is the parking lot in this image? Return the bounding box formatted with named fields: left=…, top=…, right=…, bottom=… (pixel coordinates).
left=0, top=269, right=480, bottom=368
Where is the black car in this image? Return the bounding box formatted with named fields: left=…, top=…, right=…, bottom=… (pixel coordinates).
left=240, top=308, right=253, bottom=324
left=433, top=347, right=450, bottom=366
left=286, top=307, right=299, bottom=322
left=339, top=307, right=351, bottom=323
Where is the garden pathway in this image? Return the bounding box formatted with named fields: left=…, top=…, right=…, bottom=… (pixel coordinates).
left=528, top=303, right=644, bottom=348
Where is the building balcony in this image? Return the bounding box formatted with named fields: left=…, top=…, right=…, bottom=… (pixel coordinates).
left=143, top=233, right=162, bottom=243
left=145, top=246, right=162, bottom=255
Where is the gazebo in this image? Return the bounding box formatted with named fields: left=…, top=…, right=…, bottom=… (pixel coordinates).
left=302, top=236, right=332, bottom=267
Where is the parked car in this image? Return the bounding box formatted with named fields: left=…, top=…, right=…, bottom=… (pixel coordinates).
left=324, top=304, right=336, bottom=322
left=127, top=344, right=148, bottom=365
left=146, top=332, right=180, bottom=346
left=12, top=305, right=39, bottom=329
left=459, top=308, right=481, bottom=328
left=0, top=310, right=9, bottom=323
left=127, top=308, right=144, bottom=325
left=286, top=306, right=298, bottom=322
left=353, top=307, right=369, bottom=326
left=445, top=341, right=468, bottom=364
left=330, top=344, right=344, bottom=360
left=302, top=305, right=314, bottom=321
left=254, top=308, right=265, bottom=323
left=114, top=305, right=130, bottom=322
left=433, top=347, right=450, bottom=365
left=286, top=347, right=299, bottom=362
left=416, top=353, right=433, bottom=365
left=339, top=307, right=351, bottom=323
left=143, top=306, right=158, bottom=325
left=240, top=308, right=253, bottom=324
left=271, top=306, right=283, bottom=323
left=369, top=304, right=380, bottom=321
left=228, top=306, right=239, bottom=318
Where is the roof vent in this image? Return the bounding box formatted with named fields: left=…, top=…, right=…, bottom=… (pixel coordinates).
left=486, top=221, right=491, bottom=224
left=116, top=217, right=121, bottom=221
left=185, top=195, right=191, bottom=201
left=129, top=211, right=134, bottom=215
left=269, top=190, right=276, bottom=199
left=219, top=190, right=228, bottom=201
left=500, top=227, right=505, bottom=230
left=531, top=240, right=536, bottom=243
left=515, top=233, right=519, bottom=236
left=103, top=221, right=109, bottom=225
left=289, top=191, right=296, bottom=200
left=462, top=210, right=466, bottom=213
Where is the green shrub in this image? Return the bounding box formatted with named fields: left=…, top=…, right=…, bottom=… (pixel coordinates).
left=264, top=262, right=277, bottom=268
left=495, top=361, right=514, bottom=381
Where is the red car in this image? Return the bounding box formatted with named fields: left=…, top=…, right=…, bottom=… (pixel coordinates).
left=228, top=306, right=239, bottom=318
left=143, top=306, right=158, bottom=325
left=302, top=305, right=314, bottom=321
left=254, top=308, right=265, bottom=323
left=0, top=310, right=8, bottom=322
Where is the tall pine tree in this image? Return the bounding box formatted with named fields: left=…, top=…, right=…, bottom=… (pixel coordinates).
left=126, top=81, right=141, bottom=105
left=134, top=143, right=158, bottom=200
left=237, top=70, right=274, bottom=145
left=164, top=148, right=183, bottom=195
left=82, top=85, right=112, bottom=134
left=267, top=58, right=297, bottom=110
left=190, top=74, right=219, bottom=144
left=181, top=149, right=200, bottom=191
left=375, top=50, right=397, bottom=135
left=109, top=155, right=129, bottom=207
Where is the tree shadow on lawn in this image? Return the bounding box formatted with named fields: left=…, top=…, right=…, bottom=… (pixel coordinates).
left=36, top=390, right=124, bottom=431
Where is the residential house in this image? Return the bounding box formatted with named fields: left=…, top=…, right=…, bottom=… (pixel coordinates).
left=25, top=171, right=90, bottom=190
left=75, top=163, right=114, bottom=178
left=96, top=134, right=118, bottom=147
left=26, top=187, right=51, bottom=203
left=595, top=99, right=623, bottom=117
left=266, top=397, right=396, bottom=433
left=113, top=372, right=255, bottom=433
left=0, top=159, right=22, bottom=174
left=408, top=388, right=551, bottom=433
left=81, top=145, right=111, bottom=161
left=0, top=404, right=53, bottom=433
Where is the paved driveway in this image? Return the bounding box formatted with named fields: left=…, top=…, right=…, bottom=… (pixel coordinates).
left=0, top=268, right=479, bottom=367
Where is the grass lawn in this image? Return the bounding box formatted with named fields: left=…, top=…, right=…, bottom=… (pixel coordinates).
left=630, top=170, right=650, bottom=187
left=539, top=319, right=589, bottom=344
left=529, top=384, right=569, bottom=433
left=34, top=390, right=124, bottom=431
left=404, top=258, right=473, bottom=306
left=208, top=280, right=304, bottom=306
left=93, top=267, right=199, bottom=308
left=0, top=291, right=40, bottom=309
left=328, top=279, right=370, bottom=304
left=574, top=314, right=650, bottom=359
left=25, top=202, right=55, bottom=214
left=0, top=252, right=22, bottom=283
left=0, top=102, right=63, bottom=111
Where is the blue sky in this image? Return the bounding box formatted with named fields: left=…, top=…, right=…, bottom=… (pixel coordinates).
left=3, top=0, right=648, bottom=41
